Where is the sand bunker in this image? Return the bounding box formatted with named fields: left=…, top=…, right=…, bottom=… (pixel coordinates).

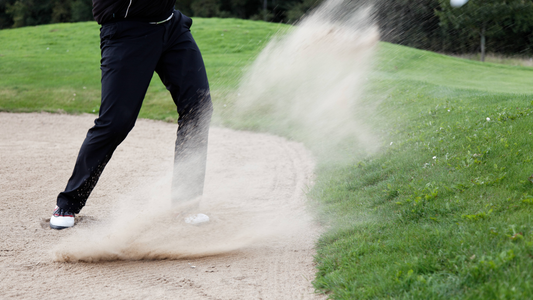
left=0, top=112, right=323, bottom=299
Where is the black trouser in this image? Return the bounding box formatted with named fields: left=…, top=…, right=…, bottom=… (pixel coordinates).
left=57, top=11, right=212, bottom=214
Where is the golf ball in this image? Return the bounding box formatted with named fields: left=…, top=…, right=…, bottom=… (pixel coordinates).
left=450, top=0, right=469, bottom=7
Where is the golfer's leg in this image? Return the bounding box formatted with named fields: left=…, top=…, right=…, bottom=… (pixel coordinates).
left=56, top=22, right=163, bottom=213
left=156, top=12, right=213, bottom=205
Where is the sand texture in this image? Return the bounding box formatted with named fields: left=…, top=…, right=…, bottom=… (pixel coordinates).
left=0, top=112, right=324, bottom=300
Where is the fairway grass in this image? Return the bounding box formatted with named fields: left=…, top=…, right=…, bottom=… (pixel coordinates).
left=2, top=20, right=533, bottom=299
left=0, top=19, right=286, bottom=120
left=311, top=44, right=533, bottom=298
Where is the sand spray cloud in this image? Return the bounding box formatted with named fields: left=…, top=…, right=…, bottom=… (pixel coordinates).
left=234, top=0, right=380, bottom=159
left=53, top=0, right=380, bottom=262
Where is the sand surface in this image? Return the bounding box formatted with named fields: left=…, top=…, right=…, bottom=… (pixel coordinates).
left=0, top=112, right=324, bottom=299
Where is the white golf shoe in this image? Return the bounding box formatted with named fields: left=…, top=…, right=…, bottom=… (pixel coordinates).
left=50, top=206, right=75, bottom=230
left=184, top=213, right=210, bottom=225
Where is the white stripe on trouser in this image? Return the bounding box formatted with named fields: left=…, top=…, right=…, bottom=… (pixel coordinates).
left=149, top=13, right=174, bottom=25
left=125, top=0, right=133, bottom=18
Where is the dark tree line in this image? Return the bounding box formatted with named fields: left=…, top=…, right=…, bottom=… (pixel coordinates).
left=0, top=0, right=93, bottom=28
left=367, top=0, right=533, bottom=56
left=0, top=0, right=316, bottom=29
left=1, top=0, right=533, bottom=56
left=174, top=0, right=320, bottom=22
left=436, top=0, right=533, bottom=57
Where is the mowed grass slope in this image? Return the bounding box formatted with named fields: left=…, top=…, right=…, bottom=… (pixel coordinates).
left=312, top=43, right=533, bottom=299
left=0, top=19, right=286, bottom=120
left=2, top=20, right=533, bottom=299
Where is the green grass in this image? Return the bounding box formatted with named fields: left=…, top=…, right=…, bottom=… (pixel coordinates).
left=0, top=18, right=287, bottom=120
left=454, top=53, right=533, bottom=68
left=312, top=43, right=533, bottom=299
left=375, top=43, right=533, bottom=94
left=2, top=20, right=533, bottom=299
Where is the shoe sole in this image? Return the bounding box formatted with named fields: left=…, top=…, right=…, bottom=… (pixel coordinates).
left=184, top=213, right=210, bottom=225
left=49, top=223, right=73, bottom=230
left=49, top=216, right=75, bottom=230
